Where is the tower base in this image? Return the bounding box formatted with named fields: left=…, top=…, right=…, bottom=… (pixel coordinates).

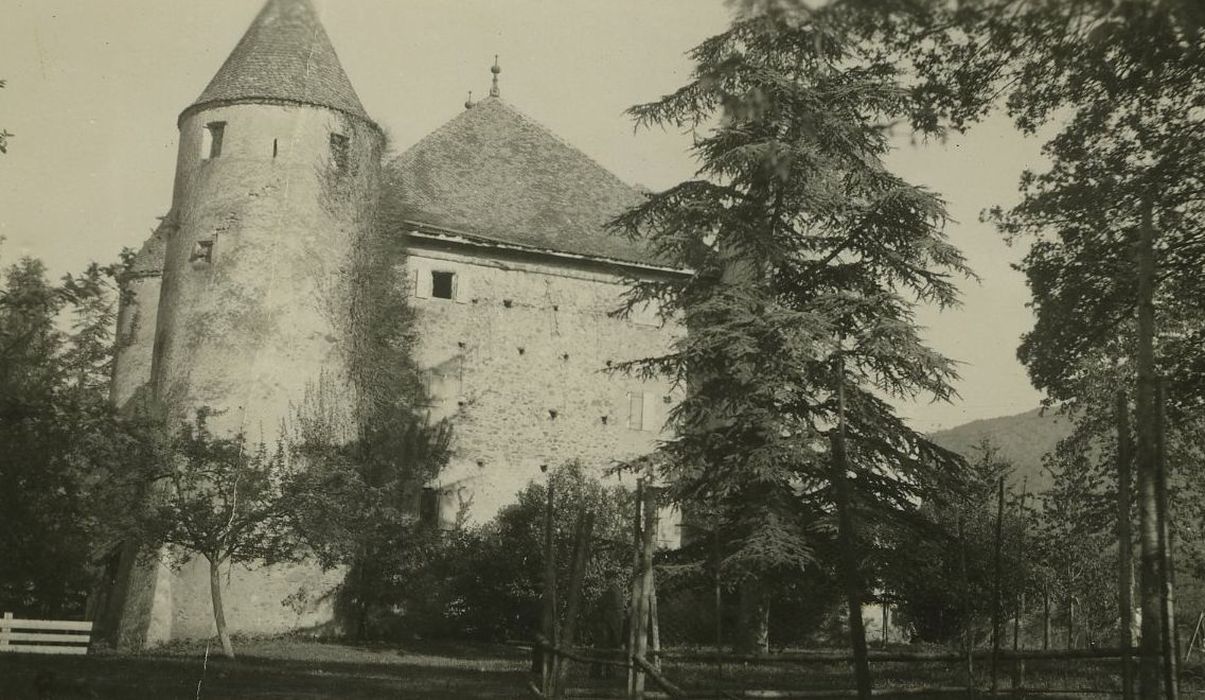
left=106, top=549, right=344, bottom=649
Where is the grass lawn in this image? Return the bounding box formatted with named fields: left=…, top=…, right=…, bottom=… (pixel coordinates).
left=0, top=638, right=532, bottom=699
left=5, top=639, right=1205, bottom=699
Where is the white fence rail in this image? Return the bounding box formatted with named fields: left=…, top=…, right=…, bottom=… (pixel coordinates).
left=0, top=612, right=92, bottom=655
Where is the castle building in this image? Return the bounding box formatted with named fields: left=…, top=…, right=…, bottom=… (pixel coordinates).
left=98, top=0, right=683, bottom=647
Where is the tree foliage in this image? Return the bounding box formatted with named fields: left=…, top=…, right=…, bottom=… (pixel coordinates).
left=0, top=78, right=11, bottom=154
left=609, top=8, right=971, bottom=644
left=0, top=251, right=129, bottom=618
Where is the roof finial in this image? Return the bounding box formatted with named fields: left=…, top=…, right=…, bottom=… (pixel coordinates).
left=489, top=55, right=501, bottom=98
left=464, top=90, right=474, bottom=110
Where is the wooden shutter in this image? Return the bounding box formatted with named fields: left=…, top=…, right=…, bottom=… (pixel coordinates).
left=414, top=263, right=431, bottom=299
left=454, top=270, right=470, bottom=304
left=628, top=392, right=644, bottom=430
left=642, top=391, right=658, bottom=432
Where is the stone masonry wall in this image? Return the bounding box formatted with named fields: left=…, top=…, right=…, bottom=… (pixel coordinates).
left=119, top=101, right=382, bottom=645
left=406, top=240, right=684, bottom=540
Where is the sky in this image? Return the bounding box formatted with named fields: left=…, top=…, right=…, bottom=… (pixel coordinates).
left=0, top=0, right=1048, bottom=432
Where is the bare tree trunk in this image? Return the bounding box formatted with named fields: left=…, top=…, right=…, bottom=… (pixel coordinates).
left=627, top=480, right=643, bottom=695
left=1013, top=478, right=1028, bottom=692
left=540, top=479, right=557, bottom=691
left=714, top=528, right=724, bottom=683
left=991, top=476, right=1005, bottom=692
left=737, top=580, right=770, bottom=655
left=1155, top=380, right=1178, bottom=700
left=957, top=512, right=975, bottom=691
left=1119, top=391, right=1136, bottom=700
left=553, top=511, right=595, bottom=699
left=649, top=574, right=661, bottom=671
left=1043, top=582, right=1051, bottom=651
left=208, top=556, right=234, bottom=660
left=632, top=486, right=659, bottom=699
left=832, top=364, right=872, bottom=699
left=1136, top=195, right=1163, bottom=699
left=1067, top=591, right=1074, bottom=650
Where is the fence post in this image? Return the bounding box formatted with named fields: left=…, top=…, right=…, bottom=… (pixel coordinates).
left=1, top=612, right=11, bottom=650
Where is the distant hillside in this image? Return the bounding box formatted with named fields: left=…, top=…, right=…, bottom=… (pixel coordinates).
left=929, top=408, right=1073, bottom=494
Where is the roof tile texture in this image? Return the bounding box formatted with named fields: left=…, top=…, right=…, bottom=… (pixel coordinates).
left=190, top=0, right=369, bottom=121
left=386, top=98, right=652, bottom=264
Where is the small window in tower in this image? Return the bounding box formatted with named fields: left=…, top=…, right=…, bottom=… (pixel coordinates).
left=329, top=133, right=349, bottom=171
left=431, top=271, right=455, bottom=300
left=202, top=122, right=226, bottom=160
left=190, top=239, right=214, bottom=265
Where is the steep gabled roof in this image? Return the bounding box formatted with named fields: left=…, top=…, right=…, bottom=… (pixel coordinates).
left=185, top=0, right=370, bottom=123
left=385, top=97, right=653, bottom=264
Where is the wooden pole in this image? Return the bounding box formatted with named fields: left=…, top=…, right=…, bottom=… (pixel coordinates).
left=1118, top=391, right=1136, bottom=700
left=1184, top=613, right=1203, bottom=661
left=991, top=476, right=1005, bottom=692
left=627, top=480, right=644, bottom=696
left=1154, top=379, right=1178, bottom=700
left=1012, top=477, right=1028, bottom=692
left=541, top=478, right=558, bottom=694
left=957, top=511, right=975, bottom=693
left=632, top=485, right=659, bottom=699
left=649, top=568, right=661, bottom=671
left=553, top=511, right=595, bottom=699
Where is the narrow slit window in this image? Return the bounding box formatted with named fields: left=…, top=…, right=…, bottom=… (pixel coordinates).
left=202, top=122, right=226, bottom=159
left=431, top=271, right=455, bottom=300
left=329, top=133, right=349, bottom=171
left=272, top=138, right=278, bottom=158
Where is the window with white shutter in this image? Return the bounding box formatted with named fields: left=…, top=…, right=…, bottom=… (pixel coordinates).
left=628, top=392, right=644, bottom=430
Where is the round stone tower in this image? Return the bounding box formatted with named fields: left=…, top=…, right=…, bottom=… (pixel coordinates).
left=118, top=0, right=385, bottom=646
left=154, top=0, right=383, bottom=441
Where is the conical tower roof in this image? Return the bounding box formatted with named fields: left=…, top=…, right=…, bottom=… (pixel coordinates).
left=184, top=0, right=371, bottom=123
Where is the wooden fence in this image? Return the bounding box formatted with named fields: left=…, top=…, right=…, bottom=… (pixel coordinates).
left=521, top=639, right=1135, bottom=699
left=0, top=612, right=93, bottom=656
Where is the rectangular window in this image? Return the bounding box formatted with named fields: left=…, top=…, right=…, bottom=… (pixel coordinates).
left=189, top=239, right=214, bottom=264
left=419, top=488, right=438, bottom=527
left=431, top=271, right=455, bottom=300
left=202, top=122, right=226, bottom=159
left=329, top=133, right=349, bottom=171
left=627, top=391, right=661, bottom=432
